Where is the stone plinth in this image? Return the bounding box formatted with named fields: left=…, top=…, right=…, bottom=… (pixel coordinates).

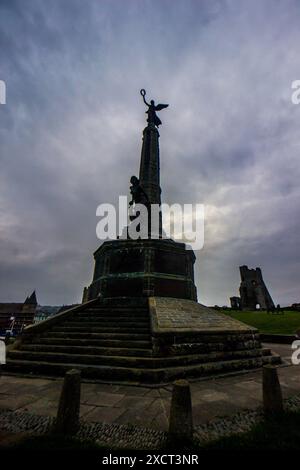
left=83, top=238, right=197, bottom=302
left=150, top=297, right=255, bottom=334
left=149, top=296, right=261, bottom=359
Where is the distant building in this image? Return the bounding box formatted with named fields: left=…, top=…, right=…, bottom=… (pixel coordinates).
left=57, top=304, right=79, bottom=314
left=34, top=309, right=48, bottom=323
left=291, top=303, right=300, bottom=311
left=230, top=266, right=275, bottom=311
left=33, top=305, right=79, bottom=323
left=230, top=296, right=241, bottom=309
left=34, top=305, right=59, bottom=323
left=0, top=291, right=37, bottom=335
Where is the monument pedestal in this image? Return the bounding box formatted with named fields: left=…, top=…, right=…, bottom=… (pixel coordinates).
left=83, top=238, right=197, bottom=302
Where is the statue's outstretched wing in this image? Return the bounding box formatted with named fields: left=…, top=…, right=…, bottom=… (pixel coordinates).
left=155, top=103, right=169, bottom=111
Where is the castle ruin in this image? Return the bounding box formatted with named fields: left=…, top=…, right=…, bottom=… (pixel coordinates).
left=230, top=265, right=275, bottom=311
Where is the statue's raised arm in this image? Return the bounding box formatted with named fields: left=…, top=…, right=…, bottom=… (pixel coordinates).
left=140, top=89, right=150, bottom=107
left=140, top=89, right=168, bottom=127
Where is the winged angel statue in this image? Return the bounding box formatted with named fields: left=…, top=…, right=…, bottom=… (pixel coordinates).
left=140, top=89, right=168, bottom=127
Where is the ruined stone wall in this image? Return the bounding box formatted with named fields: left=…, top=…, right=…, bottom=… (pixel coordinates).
left=239, top=265, right=275, bottom=310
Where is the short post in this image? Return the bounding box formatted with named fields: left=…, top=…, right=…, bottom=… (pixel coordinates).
left=263, top=365, right=283, bottom=416
left=169, top=379, right=193, bottom=442
left=54, top=369, right=81, bottom=435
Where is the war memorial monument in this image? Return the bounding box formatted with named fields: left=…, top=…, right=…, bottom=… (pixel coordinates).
left=5, top=91, right=280, bottom=382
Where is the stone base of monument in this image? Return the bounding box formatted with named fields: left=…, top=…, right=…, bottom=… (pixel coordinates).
left=82, top=238, right=197, bottom=302
left=5, top=296, right=280, bottom=383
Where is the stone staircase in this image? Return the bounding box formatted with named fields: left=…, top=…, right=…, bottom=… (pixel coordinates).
left=5, top=298, right=281, bottom=383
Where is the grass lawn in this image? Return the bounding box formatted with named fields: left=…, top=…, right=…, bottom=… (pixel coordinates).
left=222, top=309, right=300, bottom=335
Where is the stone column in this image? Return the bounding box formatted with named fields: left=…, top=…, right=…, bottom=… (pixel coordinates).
left=139, top=124, right=162, bottom=236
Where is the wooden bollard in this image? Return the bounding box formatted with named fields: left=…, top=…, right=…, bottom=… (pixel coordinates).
left=263, top=365, right=283, bottom=415
left=54, top=369, right=81, bottom=435
left=169, top=379, right=193, bottom=442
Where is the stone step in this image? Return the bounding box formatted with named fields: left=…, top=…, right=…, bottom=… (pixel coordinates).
left=38, top=330, right=151, bottom=340
left=166, top=340, right=262, bottom=355
left=4, top=354, right=281, bottom=383
left=82, top=309, right=149, bottom=316
left=61, top=321, right=150, bottom=328
left=7, top=347, right=271, bottom=369
left=23, top=336, right=265, bottom=354
left=28, top=337, right=152, bottom=348
left=76, top=308, right=149, bottom=314
left=50, top=326, right=150, bottom=334
left=172, top=333, right=260, bottom=343
left=19, top=343, right=153, bottom=357
left=76, top=305, right=148, bottom=311
left=70, top=315, right=149, bottom=322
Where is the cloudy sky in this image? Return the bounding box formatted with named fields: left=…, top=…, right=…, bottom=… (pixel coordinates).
left=0, top=0, right=299, bottom=306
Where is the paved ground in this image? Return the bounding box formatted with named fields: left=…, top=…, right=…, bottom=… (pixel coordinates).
left=0, top=343, right=299, bottom=432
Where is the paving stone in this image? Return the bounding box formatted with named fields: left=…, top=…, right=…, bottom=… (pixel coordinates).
left=192, top=401, right=241, bottom=425
left=17, top=386, right=48, bottom=397
left=150, top=410, right=169, bottom=431
left=235, top=380, right=261, bottom=391
left=35, top=385, right=62, bottom=400
left=144, top=388, right=161, bottom=398
left=0, top=377, right=60, bottom=397
left=114, top=396, right=155, bottom=409
left=158, top=387, right=172, bottom=397
left=279, top=369, right=300, bottom=390
left=277, top=382, right=299, bottom=399
left=84, top=406, right=126, bottom=424
left=18, top=398, right=58, bottom=417
left=160, top=397, right=171, bottom=415
left=224, top=391, right=261, bottom=409
left=0, top=394, right=39, bottom=411
left=82, top=391, right=124, bottom=407
left=0, top=383, right=19, bottom=394
left=116, top=399, right=164, bottom=428
left=233, top=380, right=263, bottom=400
left=80, top=404, right=97, bottom=418
left=81, top=383, right=120, bottom=394
left=0, top=376, right=27, bottom=385
left=117, top=385, right=151, bottom=396
left=193, top=389, right=228, bottom=403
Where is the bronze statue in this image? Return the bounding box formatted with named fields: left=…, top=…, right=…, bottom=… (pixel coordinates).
left=129, top=176, right=149, bottom=208
left=140, top=89, right=168, bottom=127
left=129, top=176, right=150, bottom=223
